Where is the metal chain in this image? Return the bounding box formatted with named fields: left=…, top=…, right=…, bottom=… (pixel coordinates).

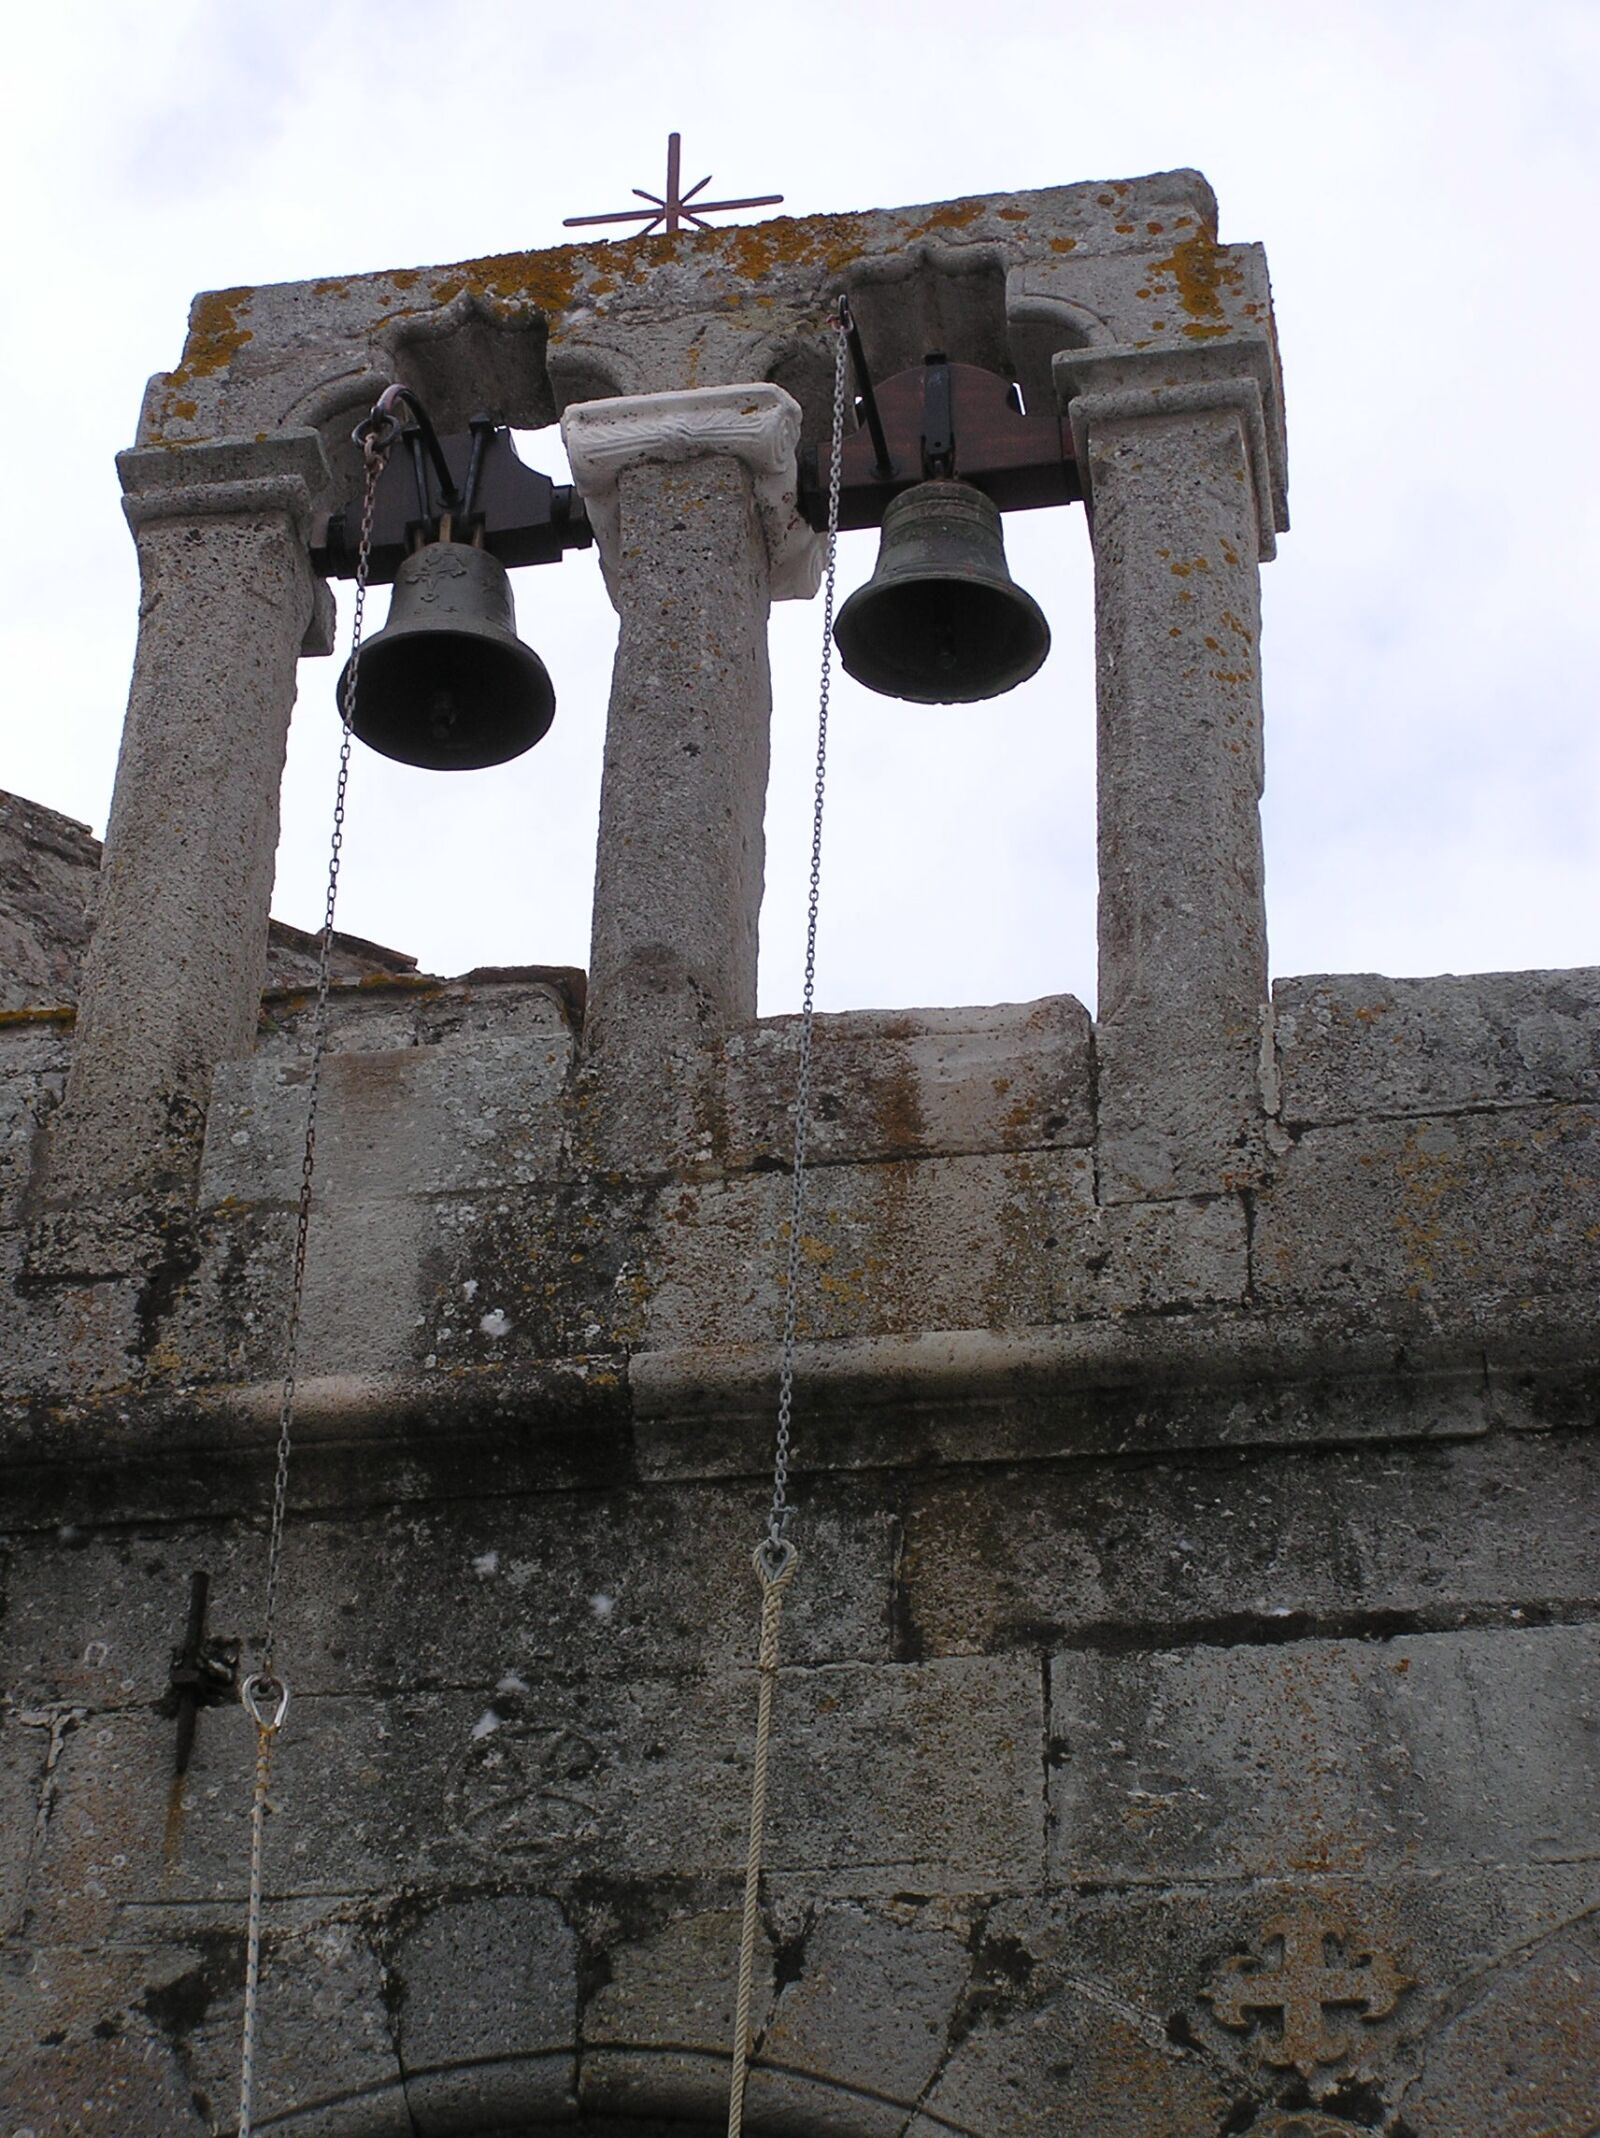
left=236, top=414, right=392, bottom=2138
left=765, top=302, right=850, bottom=1560
left=725, top=302, right=850, bottom=2138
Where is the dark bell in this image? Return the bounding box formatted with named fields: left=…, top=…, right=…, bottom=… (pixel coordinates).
left=833, top=479, right=1050, bottom=704
left=338, top=541, right=555, bottom=771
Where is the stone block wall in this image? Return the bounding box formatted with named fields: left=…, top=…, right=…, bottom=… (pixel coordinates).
left=2, top=959, right=1596, bottom=2136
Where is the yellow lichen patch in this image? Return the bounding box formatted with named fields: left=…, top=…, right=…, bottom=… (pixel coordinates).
left=1391, top=1128, right=1474, bottom=1285
left=998, top=207, right=1030, bottom=221
left=910, top=197, right=986, bottom=236
left=653, top=208, right=873, bottom=287
left=1049, top=236, right=1077, bottom=253
left=1181, top=322, right=1233, bottom=341
left=312, top=279, right=352, bottom=298
left=167, top=286, right=255, bottom=384
left=1146, top=228, right=1243, bottom=325
left=172, top=400, right=197, bottom=422
left=389, top=268, right=420, bottom=291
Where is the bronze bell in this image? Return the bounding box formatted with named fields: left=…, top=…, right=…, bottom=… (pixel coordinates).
left=339, top=540, right=555, bottom=771
left=833, top=479, right=1050, bottom=705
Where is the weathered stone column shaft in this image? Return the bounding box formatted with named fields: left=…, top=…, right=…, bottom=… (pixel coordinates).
left=563, top=385, right=819, bottom=1085
left=1058, top=357, right=1277, bottom=1202
left=589, top=452, right=774, bottom=1051
left=49, top=434, right=328, bottom=1210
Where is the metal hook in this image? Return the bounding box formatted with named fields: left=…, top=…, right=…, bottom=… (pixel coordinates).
left=834, top=293, right=893, bottom=480
left=754, top=1535, right=798, bottom=1589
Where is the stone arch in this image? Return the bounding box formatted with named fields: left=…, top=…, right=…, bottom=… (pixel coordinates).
left=259, top=2050, right=954, bottom=2138
left=1398, top=1903, right=1600, bottom=2138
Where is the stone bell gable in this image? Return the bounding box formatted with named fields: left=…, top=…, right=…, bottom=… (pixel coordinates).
left=0, top=173, right=1597, bottom=2137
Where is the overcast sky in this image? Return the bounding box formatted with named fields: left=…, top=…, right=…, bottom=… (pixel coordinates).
left=3, top=2, right=1595, bottom=1016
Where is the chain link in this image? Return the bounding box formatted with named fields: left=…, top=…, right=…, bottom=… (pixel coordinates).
left=237, top=421, right=390, bottom=2138
left=767, top=306, right=850, bottom=1555
left=256, top=430, right=383, bottom=1678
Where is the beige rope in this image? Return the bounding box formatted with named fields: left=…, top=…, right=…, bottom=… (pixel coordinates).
left=236, top=1706, right=280, bottom=2136
left=727, top=1539, right=798, bottom=2138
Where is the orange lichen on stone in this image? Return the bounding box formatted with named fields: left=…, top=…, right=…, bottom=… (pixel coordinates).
left=423, top=242, right=590, bottom=316
left=167, top=286, right=255, bottom=384
left=910, top=197, right=987, bottom=236
left=1145, top=228, right=1245, bottom=334
left=998, top=207, right=1030, bottom=221
left=1146, top=231, right=1240, bottom=322
left=1049, top=237, right=1078, bottom=253
left=706, top=209, right=873, bottom=285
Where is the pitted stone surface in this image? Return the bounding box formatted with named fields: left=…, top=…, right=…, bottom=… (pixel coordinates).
left=1049, top=1625, right=1600, bottom=1883
left=720, top=996, right=1094, bottom=1168
left=1254, top=1105, right=1600, bottom=1315
left=1275, top=967, right=1600, bottom=1123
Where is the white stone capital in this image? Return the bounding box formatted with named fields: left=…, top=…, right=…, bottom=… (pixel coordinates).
left=1053, top=341, right=1286, bottom=560
left=560, top=384, right=823, bottom=603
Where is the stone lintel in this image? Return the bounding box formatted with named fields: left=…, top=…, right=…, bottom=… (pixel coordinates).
left=561, top=383, right=821, bottom=602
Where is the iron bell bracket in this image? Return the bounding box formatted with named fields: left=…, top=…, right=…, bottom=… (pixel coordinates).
left=799, top=346, right=1082, bottom=535
left=312, top=413, right=593, bottom=586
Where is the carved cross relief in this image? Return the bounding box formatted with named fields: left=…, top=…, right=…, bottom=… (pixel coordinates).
left=1203, top=1908, right=1412, bottom=2079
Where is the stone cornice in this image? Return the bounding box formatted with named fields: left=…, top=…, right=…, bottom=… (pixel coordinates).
left=117, top=429, right=331, bottom=539
left=1053, top=340, right=1286, bottom=557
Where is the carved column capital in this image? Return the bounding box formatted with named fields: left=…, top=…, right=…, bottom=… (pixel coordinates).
left=561, top=383, right=822, bottom=603
left=118, top=428, right=330, bottom=537
left=1054, top=341, right=1286, bottom=560
left=119, top=429, right=335, bottom=654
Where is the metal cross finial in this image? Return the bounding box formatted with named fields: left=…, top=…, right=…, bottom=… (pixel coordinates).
left=564, top=132, right=783, bottom=238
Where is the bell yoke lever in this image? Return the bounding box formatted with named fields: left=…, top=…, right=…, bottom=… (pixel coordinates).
left=316, top=385, right=592, bottom=772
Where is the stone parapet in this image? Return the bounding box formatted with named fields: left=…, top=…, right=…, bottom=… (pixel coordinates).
left=0, top=964, right=1594, bottom=1447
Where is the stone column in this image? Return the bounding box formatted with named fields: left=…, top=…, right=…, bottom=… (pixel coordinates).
left=562, top=385, right=820, bottom=1164
left=43, top=432, right=331, bottom=1237
left=1055, top=345, right=1282, bottom=1203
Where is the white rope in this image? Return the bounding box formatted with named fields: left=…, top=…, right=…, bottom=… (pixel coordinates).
left=725, top=301, right=850, bottom=2138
